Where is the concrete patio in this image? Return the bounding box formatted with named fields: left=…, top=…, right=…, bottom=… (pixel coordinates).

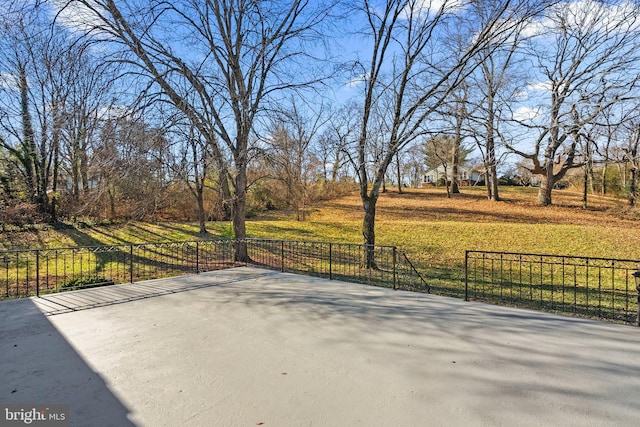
left=1, top=267, right=640, bottom=426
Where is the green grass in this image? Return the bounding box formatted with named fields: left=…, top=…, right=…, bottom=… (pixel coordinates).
left=2, top=186, right=640, bottom=322
left=3, top=185, right=640, bottom=263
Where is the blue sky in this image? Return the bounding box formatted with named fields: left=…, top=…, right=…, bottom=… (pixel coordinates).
left=3, top=0, right=640, bottom=171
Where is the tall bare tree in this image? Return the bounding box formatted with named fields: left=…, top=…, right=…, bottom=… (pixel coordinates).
left=439, top=80, right=471, bottom=195
left=317, top=104, right=360, bottom=182
left=266, top=100, right=326, bottom=221
left=622, top=121, right=640, bottom=207
left=350, top=0, right=547, bottom=265
left=425, top=134, right=455, bottom=198
left=507, top=0, right=640, bottom=206
left=0, top=2, right=100, bottom=221
left=169, top=123, right=215, bottom=234
left=467, top=1, right=528, bottom=202
left=90, top=116, right=170, bottom=220
left=67, top=0, right=334, bottom=260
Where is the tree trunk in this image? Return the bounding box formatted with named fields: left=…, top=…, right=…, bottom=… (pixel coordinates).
left=108, top=186, right=116, bottom=219
left=629, top=167, right=637, bottom=207
left=485, top=97, right=499, bottom=201
left=19, top=63, right=37, bottom=203
left=218, top=174, right=232, bottom=221
left=452, top=110, right=463, bottom=195
left=582, top=166, right=588, bottom=209
left=442, top=166, right=451, bottom=198
left=490, top=162, right=500, bottom=202
left=362, top=196, right=377, bottom=269
left=49, top=111, right=61, bottom=222
left=485, top=171, right=492, bottom=199
left=233, top=167, right=249, bottom=262
left=627, top=136, right=638, bottom=207
left=538, top=174, right=553, bottom=206
left=196, top=183, right=207, bottom=234
left=396, top=152, right=403, bottom=194
left=72, top=152, right=80, bottom=200
left=618, top=163, right=627, bottom=188
left=81, top=148, right=90, bottom=193
left=451, top=148, right=460, bottom=194
left=331, top=151, right=341, bottom=181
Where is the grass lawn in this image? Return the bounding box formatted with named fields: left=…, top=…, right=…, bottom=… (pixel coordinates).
left=2, top=185, right=640, bottom=322
left=2, top=186, right=640, bottom=265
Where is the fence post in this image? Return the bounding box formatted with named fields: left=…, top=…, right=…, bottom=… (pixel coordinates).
left=636, top=283, right=640, bottom=327
left=392, top=247, right=397, bottom=290
left=4, top=255, right=9, bottom=298
left=368, top=245, right=372, bottom=285
left=129, top=244, right=134, bottom=283
left=329, top=243, right=333, bottom=280
left=281, top=240, right=285, bottom=272
left=35, top=251, right=40, bottom=297
left=196, top=242, right=200, bottom=274
left=464, top=250, right=469, bottom=301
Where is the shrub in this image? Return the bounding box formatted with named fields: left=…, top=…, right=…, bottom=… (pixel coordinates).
left=60, top=276, right=115, bottom=290
left=0, top=202, right=40, bottom=229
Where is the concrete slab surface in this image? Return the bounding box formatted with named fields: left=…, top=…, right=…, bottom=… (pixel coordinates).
left=1, top=267, right=640, bottom=426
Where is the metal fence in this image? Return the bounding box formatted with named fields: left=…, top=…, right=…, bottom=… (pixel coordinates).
left=5, top=240, right=639, bottom=326
left=465, top=250, right=640, bottom=325
left=0, top=239, right=429, bottom=300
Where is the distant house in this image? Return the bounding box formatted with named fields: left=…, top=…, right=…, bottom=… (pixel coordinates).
left=422, top=165, right=482, bottom=187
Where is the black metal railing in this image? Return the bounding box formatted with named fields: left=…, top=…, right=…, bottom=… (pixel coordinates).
left=0, top=241, right=233, bottom=299
left=465, top=250, right=640, bottom=325
left=227, top=239, right=429, bottom=293
left=0, top=238, right=429, bottom=300
left=5, top=239, right=639, bottom=326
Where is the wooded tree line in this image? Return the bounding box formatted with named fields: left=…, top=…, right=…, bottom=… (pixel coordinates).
left=2, top=0, right=640, bottom=258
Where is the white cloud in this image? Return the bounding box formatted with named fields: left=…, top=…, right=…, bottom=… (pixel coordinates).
left=522, top=0, right=640, bottom=38
left=419, top=0, right=465, bottom=15
left=49, top=0, right=109, bottom=36
left=521, top=16, right=553, bottom=38
left=344, top=73, right=369, bottom=89
left=97, top=104, right=131, bottom=120
left=401, top=0, right=466, bottom=21
left=513, top=81, right=550, bottom=101
left=527, top=81, right=552, bottom=92
left=0, top=73, right=19, bottom=91
left=512, top=106, right=541, bottom=121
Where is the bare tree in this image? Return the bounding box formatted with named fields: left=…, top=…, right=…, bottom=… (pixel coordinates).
left=58, top=43, right=116, bottom=209
left=439, top=80, right=471, bottom=195
left=507, top=0, right=640, bottom=206
left=621, top=121, right=640, bottom=207
left=169, top=123, right=214, bottom=234
left=67, top=0, right=334, bottom=260
left=425, top=135, right=455, bottom=198
left=349, top=0, right=545, bottom=265
left=0, top=2, right=99, bottom=221
left=317, top=104, right=360, bottom=182
left=90, top=116, right=170, bottom=220
left=403, top=143, right=425, bottom=188
left=467, top=1, right=528, bottom=202
left=266, top=100, right=326, bottom=220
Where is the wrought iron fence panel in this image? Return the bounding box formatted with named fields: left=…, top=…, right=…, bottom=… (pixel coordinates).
left=1, top=239, right=423, bottom=300
left=465, top=251, right=640, bottom=324
left=3, top=239, right=639, bottom=326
